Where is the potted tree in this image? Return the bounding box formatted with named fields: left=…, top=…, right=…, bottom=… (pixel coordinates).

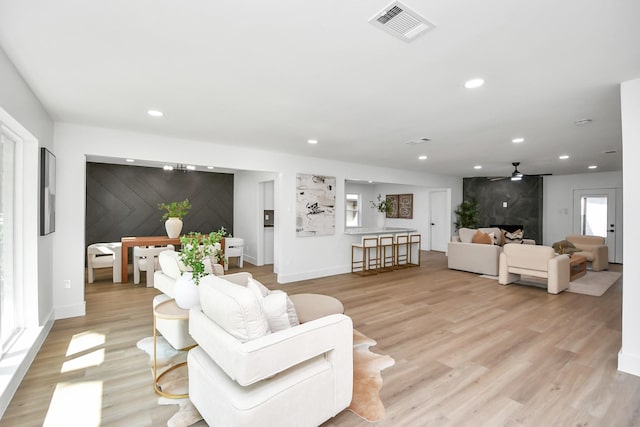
left=454, top=199, right=480, bottom=230
left=158, top=198, right=191, bottom=238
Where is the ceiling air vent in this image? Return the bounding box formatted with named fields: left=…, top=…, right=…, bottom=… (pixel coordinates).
left=406, top=137, right=431, bottom=146
left=369, top=1, right=435, bottom=42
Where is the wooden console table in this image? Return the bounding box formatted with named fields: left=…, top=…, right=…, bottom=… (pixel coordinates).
left=120, top=235, right=225, bottom=283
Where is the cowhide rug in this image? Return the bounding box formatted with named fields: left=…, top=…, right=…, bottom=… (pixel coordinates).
left=137, top=330, right=394, bottom=426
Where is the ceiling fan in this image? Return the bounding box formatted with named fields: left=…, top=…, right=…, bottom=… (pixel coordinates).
left=487, top=162, right=549, bottom=181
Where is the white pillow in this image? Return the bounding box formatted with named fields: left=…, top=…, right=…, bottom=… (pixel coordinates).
left=458, top=228, right=477, bottom=243
left=262, top=291, right=291, bottom=332
left=247, top=277, right=299, bottom=328
left=199, top=275, right=270, bottom=342
left=158, top=251, right=183, bottom=279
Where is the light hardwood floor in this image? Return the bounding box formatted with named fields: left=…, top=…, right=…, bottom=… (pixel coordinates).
left=1, top=252, right=638, bottom=426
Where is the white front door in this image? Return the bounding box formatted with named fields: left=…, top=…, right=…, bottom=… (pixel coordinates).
left=572, top=188, right=617, bottom=263
left=429, top=190, right=449, bottom=252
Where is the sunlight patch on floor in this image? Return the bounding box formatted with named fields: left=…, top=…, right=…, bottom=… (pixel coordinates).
left=43, top=381, right=103, bottom=427
left=66, top=331, right=105, bottom=356
left=61, top=348, right=105, bottom=373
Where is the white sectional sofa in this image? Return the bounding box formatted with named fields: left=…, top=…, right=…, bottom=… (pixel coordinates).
left=447, top=227, right=535, bottom=276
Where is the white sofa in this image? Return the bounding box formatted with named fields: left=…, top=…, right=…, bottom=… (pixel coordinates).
left=448, top=227, right=535, bottom=276
left=188, top=274, right=353, bottom=427
left=499, top=244, right=570, bottom=294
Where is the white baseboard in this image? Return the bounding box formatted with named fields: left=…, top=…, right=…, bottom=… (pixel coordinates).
left=618, top=349, right=640, bottom=377
left=277, top=265, right=351, bottom=284
left=54, top=301, right=86, bottom=319
left=0, top=312, right=55, bottom=418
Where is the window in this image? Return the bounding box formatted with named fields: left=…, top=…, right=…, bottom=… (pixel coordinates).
left=580, top=196, right=607, bottom=237
left=345, top=193, right=361, bottom=227
left=1, top=125, right=18, bottom=356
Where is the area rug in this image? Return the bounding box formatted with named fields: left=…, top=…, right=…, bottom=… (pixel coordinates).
left=137, top=329, right=394, bottom=426
left=480, top=271, right=621, bottom=296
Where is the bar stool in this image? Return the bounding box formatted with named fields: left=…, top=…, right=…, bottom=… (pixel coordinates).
left=351, top=236, right=379, bottom=276
left=408, top=233, right=422, bottom=267
left=394, top=233, right=410, bottom=269
left=378, top=234, right=395, bottom=272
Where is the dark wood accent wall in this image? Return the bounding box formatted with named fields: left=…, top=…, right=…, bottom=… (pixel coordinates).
left=86, top=162, right=234, bottom=250
left=463, top=176, right=543, bottom=244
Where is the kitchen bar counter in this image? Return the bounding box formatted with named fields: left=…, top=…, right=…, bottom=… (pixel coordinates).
left=344, top=227, right=416, bottom=235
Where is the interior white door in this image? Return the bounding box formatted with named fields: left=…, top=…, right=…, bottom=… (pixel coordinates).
left=573, top=188, right=617, bottom=263
left=430, top=190, right=448, bottom=252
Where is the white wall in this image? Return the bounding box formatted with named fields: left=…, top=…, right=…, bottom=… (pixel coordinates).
left=53, top=123, right=462, bottom=313
left=0, top=46, right=54, bottom=417
left=619, top=78, right=640, bottom=377
left=543, top=171, right=623, bottom=261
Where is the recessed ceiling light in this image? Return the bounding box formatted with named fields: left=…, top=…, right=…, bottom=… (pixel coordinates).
left=207, top=166, right=214, bottom=170
left=588, top=165, right=598, bottom=169
left=307, top=139, right=318, bottom=144
left=163, top=165, right=173, bottom=171
left=474, top=165, right=482, bottom=169
left=418, top=155, right=427, bottom=160
left=464, top=78, right=484, bottom=89
left=125, top=159, right=134, bottom=163
left=512, top=137, right=524, bottom=143
left=368, top=180, right=373, bottom=183
left=186, top=165, right=196, bottom=171
left=147, top=110, right=164, bottom=117
left=559, top=155, right=570, bottom=160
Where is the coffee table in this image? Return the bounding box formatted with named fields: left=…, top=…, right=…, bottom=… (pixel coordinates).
left=569, top=255, right=587, bottom=281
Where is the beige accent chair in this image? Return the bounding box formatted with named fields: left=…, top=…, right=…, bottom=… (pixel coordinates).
left=499, top=244, right=570, bottom=294
left=133, top=244, right=174, bottom=287
left=565, top=235, right=609, bottom=271
left=188, top=274, right=353, bottom=426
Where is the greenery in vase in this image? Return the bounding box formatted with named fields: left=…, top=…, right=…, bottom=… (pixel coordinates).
left=158, top=198, right=192, bottom=220
left=370, top=194, right=394, bottom=214
left=179, top=227, right=227, bottom=285
left=454, top=199, right=480, bottom=229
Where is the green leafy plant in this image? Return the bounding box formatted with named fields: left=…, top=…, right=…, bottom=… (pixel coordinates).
left=158, top=198, right=192, bottom=220
left=179, top=227, right=227, bottom=285
left=454, top=199, right=480, bottom=229
left=370, top=194, right=394, bottom=214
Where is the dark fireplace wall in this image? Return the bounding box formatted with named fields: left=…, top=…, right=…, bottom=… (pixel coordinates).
left=462, top=176, right=543, bottom=244
left=86, top=162, right=234, bottom=248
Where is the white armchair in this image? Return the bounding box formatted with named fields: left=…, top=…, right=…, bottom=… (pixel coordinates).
left=87, top=242, right=122, bottom=283
left=499, top=244, right=570, bottom=294
left=188, top=274, right=353, bottom=427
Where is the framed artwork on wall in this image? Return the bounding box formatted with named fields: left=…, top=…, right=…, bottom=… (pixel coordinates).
left=386, top=195, right=399, bottom=218
left=398, top=193, right=413, bottom=219
left=40, top=147, right=56, bottom=235
left=296, top=173, right=336, bottom=237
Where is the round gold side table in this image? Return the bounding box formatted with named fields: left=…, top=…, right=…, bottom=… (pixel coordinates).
left=153, top=298, right=195, bottom=398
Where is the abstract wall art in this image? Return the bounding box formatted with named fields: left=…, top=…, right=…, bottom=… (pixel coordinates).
left=296, top=173, right=336, bottom=237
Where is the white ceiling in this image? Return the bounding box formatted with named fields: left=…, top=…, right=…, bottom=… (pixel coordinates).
left=1, top=0, right=639, bottom=178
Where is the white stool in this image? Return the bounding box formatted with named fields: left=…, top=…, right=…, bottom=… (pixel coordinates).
left=409, top=233, right=421, bottom=267
left=134, top=245, right=175, bottom=287
left=394, top=233, right=410, bottom=269
left=87, top=242, right=122, bottom=283
left=378, top=234, right=395, bottom=272
left=351, top=236, right=379, bottom=276
left=224, top=238, right=244, bottom=270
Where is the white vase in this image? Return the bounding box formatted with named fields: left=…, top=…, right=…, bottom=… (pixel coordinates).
left=174, top=272, right=199, bottom=309
left=376, top=212, right=386, bottom=229
left=165, top=217, right=183, bottom=238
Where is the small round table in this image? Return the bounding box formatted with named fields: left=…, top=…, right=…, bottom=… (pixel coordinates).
left=288, top=293, right=344, bottom=323
left=153, top=298, right=195, bottom=398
